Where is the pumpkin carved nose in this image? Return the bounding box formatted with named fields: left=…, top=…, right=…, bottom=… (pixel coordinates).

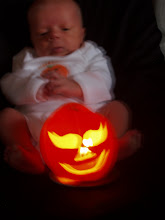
left=74, top=146, right=96, bottom=162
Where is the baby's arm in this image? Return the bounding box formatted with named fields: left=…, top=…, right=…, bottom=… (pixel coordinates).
left=72, top=47, right=114, bottom=105
left=0, top=48, right=51, bottom=105
left=0, top=70, right=49, bottom=105
left=38, top=49, right=113, bottom=103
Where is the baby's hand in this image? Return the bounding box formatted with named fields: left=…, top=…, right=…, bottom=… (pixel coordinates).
left=45, top=72, right=83, bottom=99
left=36, top=83, right=50, bottom=101
left=42, top=70, right=58, bottom=80
left=37, top=70, right=65, bottom=100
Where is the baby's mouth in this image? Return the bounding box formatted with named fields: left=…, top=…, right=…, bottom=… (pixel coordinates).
left=50, top=47, right=64, bottom=55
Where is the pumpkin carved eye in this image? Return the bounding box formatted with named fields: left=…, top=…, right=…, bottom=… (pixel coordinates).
left=83, top=123, right=108, bottom=147
left=48, top=132, right=82, bottom=149
left=48, top=123, right=108, bottom=149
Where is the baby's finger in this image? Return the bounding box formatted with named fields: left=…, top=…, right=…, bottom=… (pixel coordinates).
left=43, top=71, right=62, bottom=79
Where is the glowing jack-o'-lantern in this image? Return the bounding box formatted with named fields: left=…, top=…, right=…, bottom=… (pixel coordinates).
left=40, top=103, right=118, bottom=186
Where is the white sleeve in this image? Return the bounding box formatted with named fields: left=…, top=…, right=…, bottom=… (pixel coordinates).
left=73, top=44, right=115, bottom=105
left=0, top=48, right=48, bottom=105
left=12, top=47, right=34, bottom=72
left=0, top=70, right=48, bottom=105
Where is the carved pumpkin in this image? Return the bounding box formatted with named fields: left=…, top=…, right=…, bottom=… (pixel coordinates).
left=40, top=103, right=118, bottom=186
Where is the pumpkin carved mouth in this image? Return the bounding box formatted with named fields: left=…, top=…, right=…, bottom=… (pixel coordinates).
left=59, top=149, right=110, bottom=175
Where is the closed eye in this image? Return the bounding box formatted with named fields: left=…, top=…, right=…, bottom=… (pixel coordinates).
left=62, top=28, right=70, bottom=31
left=39, top=32, right=48, bottom=36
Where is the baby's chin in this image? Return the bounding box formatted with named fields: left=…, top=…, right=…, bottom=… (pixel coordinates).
left=49, top=47, right=66, bottom=56
left=37, top=49, right=72, bottom=57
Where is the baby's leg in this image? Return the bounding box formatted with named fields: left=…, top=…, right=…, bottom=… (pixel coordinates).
left=0, top=108, right=34, bottom=148
left=0, top=108, right=45, bottom=173
left=99, top=100, right=141, bottom=160
left=98, top=100, right=131, bottom=138
left=117, top=129, right=142, bottom=160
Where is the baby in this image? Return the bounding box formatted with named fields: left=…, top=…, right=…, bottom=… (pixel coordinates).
left=0, top=0, right=141, bottom=174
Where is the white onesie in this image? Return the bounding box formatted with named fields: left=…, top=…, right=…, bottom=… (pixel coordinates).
left=0, top=41, right=115, bottom=146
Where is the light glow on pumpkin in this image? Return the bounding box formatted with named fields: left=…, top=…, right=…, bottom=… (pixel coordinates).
left=74, top=147, right=96, bottom=162
left=82, top=138, right=93, bottom=148
left=79, top=146, right=92, bottom=156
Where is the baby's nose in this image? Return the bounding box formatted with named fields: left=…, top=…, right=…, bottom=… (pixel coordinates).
left=48, top=30, right=60, bottom=41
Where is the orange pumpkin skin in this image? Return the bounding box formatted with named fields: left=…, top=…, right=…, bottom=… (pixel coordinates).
left=40, top=103, right=118, bottom=185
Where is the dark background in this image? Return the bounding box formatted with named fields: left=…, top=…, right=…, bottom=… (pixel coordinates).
left=0, top=0, right=165, bottom=218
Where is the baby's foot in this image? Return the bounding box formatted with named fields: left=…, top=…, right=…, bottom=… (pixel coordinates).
left=4, top=145, right=45, bottom=174
left=117, top=130, right=142, bottom=160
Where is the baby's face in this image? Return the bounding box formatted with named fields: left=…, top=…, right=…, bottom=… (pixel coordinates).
left=29, top=1, right=85, bottom=57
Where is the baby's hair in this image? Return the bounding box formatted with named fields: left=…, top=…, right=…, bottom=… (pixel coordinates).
left=27, top=0, right=84, bottom=27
